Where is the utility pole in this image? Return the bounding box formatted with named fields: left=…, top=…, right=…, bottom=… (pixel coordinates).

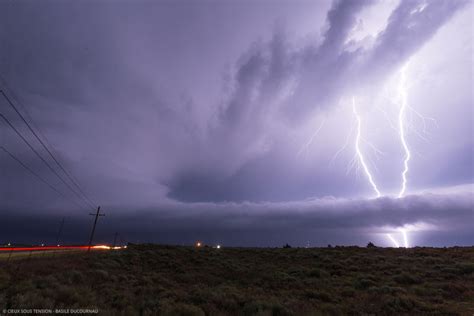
left=88, top=206, right=105, bottom=252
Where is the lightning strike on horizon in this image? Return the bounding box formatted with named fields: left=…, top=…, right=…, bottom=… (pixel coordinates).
left=398, top=65, right=411, bottom=198
left=352, top=96, right=381, bottom=198
left=401, top=228, right=409, bottom=248
left=302, top=67, right=426, bottom=247
left=386, top=229, right=410, bottom=248
left=386, top=234, right=400, bottom=248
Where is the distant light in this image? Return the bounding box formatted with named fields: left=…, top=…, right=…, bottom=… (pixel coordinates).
left=196, top=242, right=202, bottom=247
left=93, top=245, right=111, bottom=250
left=216, top=245, right=221, bottom=249
left=8, top=243, right=11, bottom=246
left=41, top=244, right=44, bottom=247
left=57, top=244, right=60, bottom=247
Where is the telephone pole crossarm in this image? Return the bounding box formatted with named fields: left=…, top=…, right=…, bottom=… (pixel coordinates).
left=88, top=206, right=105, bottom=252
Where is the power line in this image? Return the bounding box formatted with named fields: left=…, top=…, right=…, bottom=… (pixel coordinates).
left=0, top=113, right=94, bottom=210
left=0, top=146, right=84, bottom=209
left=0, top=89, right=97, bottom=207
left=0, top=80, right=61, bottom=163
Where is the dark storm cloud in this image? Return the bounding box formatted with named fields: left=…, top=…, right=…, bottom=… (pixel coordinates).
left=367, top=0, right=468, bottom=81
left=2, top=187, right=472, bottom=246
left=158, top=186, right=474, bottom=232
left=321, top=0, right=373, bottom=52
left=288, top=0, right=468, bottom=118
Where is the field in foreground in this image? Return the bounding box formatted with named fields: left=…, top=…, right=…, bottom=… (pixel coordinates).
left=1, top=245, right=473, bottom=315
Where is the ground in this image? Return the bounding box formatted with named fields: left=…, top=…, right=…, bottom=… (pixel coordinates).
left=0, top=244, right=473, bottom=315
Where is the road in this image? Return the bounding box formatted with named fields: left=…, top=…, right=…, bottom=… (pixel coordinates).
left=0, top=245, right=125, bottom=260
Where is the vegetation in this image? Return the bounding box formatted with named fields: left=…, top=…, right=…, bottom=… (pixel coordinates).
left=1, top=245, right=473, bottom=315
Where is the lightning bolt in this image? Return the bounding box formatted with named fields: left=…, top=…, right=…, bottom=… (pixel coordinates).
left=386, top=234, right=400, bottom=248
left=397, top=65, right=411, bottom=198
left=305, top=66, right=423, bottom=246
left=385, top=66, right=413, bottom=247
left=329, top=119, right=355, bottom=167
left=351, top=65, right=424, bottom=246
left=386, top=228, right=409, bottom=248
left=297, top=118, right=326, bottom=158
left=352, top=96, right=381, bottom=198
left=401, top=228, right=409, bottom=248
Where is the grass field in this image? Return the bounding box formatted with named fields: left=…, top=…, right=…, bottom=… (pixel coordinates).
left=0, top=244, right=473, bottom=315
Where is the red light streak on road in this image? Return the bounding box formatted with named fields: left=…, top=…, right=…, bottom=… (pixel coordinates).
left=0, top=245, right=126, bottom=252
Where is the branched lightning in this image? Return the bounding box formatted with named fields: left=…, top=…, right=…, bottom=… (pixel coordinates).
left=397, top=65, right=411, bottom=198
left=298, top=64, right=429, bottom=247
left=352, top=96, right=381, bottom=198
left=329, top=120, right=355, bottom=167
left=383, top=66, right=414, bottom=247
left=297, top=118, right=326, bottom=158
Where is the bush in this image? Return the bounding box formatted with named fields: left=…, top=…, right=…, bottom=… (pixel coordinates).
left=308, top=268, right=323, bottom=278
left=393, top=273, right=421, bottom=285
left=382, top=295, right=420, bottom=313
left=91, top=269, right=110, bottom=281
left=0, top=270, right=10, bottom=289
left=65, top=270, right=84, bottom=284
left=353, top=277, right=376, bottom=290
left=161, top=302, right=205, bottom=316
left=304, top=290, right=332, bottom=302
left=454, top=263, right=474, bottom=275
left=241, top=301, right=269, bottom=316
left=209, top=285, right=245, bottom=310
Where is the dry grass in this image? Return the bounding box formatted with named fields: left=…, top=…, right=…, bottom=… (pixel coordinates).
left=1, top=244, right=473, bottom=315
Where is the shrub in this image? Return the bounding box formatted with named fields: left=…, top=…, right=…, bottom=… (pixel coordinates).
left=304, top=290, right=332, bottom=302
left=454, top=263, right=474, bottom=275
left=0, top=270, right=10, bottom=289
left=65, top=270, right=84, bottom=284
left=209, top=285, right=245, bottom=310
left=241, top=301, right=270, bottom=316
left=353, top=277, right=376, bottom=290
left=34, top=275, right=59, bottom=290
left=381, top=295, right=420, bottom=313
left=368, top=285, right=401, bottom=295
left=10, top=291, right=54, bottom=309
left=287, top=266, right=307, bottom=277
left=91, top=269, right=110, bottom=281
left=393, top=273, right=421, bottom=285
left=161, top=302, right=205, bottom=316
left=308, top=268, right=322, bottom=278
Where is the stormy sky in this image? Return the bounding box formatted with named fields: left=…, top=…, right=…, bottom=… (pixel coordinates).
left=0, top=0, right=472, bottom=247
